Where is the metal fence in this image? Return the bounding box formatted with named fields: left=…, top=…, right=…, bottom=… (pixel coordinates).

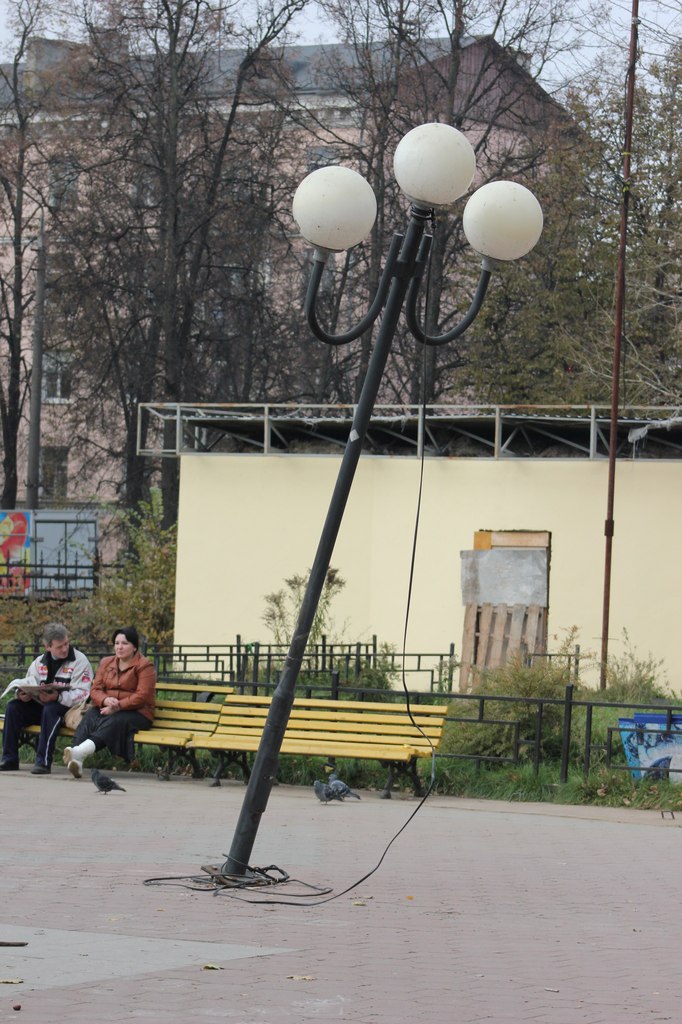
left=1, top=637, right=585, bottom=694
left=208, top=678, right=682, bottom=782
left=0, top=637, right=459, bottom=692
left=0, top=557, right=109, bottom=597
left=0, top=642, right=674, bottom=779
left=436, top=684, right=682, bottom=782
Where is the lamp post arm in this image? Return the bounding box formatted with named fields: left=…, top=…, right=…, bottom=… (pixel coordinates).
left=304, top=234, right=404, bottom=345
left=405, top=259, right=493, bottom=346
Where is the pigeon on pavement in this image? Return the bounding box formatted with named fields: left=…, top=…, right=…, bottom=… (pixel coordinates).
left=328, top=772, right=361, bottom=800
left=313, top=780, right=340, bottom=804
left=91, top=768, right=126, bottom=794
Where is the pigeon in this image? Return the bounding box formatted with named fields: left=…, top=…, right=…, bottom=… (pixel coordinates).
left=91, top=768, right=126, bottom=794
left=313, top=780, right=340, bottom=804
left=328, top=772, right=361, bottom=800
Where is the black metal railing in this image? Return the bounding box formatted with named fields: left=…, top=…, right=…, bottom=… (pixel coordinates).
left=0, top=557, right=119, bottom=597
left=176, top=677, right=682, bottom=783
left=0, top=636, right=459, bottom=691
left=1, top=645, right=676, bottom=780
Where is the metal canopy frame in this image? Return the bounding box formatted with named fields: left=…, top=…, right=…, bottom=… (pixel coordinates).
left=136, top=403, right=682, bottom=461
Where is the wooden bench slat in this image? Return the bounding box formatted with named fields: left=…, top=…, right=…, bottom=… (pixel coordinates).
left=226, top=695, right=448, bottom=714
left=192, top=735, right=426, bottom=759
left=214, top=716, right=446, bottom=733
left=216, top=710, right=445, bottom=727
left=205, top=727, right=437, bottom=747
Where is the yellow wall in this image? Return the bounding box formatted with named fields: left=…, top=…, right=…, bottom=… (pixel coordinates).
left=175, top=454, right=682, bottom=689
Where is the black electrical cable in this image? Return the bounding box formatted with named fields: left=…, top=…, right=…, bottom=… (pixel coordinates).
left=397, top=208, right=439, bottom=776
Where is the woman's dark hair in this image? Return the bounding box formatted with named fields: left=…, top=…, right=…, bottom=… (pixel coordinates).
left=112, top=626, right=140, bottom=650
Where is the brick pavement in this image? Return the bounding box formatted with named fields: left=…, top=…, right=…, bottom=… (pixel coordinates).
left=1, top=768, right=681, bottom=1022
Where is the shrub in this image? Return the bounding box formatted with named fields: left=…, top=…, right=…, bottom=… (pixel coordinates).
left=441, top=653, right=573, bottom=762
left=262, top=566, right=346, bottom=647
left=599, top=629, right=671, bottom=703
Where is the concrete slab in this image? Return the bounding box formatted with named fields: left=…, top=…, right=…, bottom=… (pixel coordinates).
left=0, top=924, right=287, bottom=990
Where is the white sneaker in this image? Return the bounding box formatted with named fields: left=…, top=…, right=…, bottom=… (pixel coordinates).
left=63, top=747, right=82, bottom=779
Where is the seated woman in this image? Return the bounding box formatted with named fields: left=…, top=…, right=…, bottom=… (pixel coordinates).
left=64, top=626, right=156, bottom=779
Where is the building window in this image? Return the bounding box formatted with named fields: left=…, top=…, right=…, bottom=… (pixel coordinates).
left=307, top=145, right=338, bottom=171
left=47, top=158, right=80, bottom=212
left=41, top=446, right=69, bottom=501
left=43, top=352, right=72, bottom=402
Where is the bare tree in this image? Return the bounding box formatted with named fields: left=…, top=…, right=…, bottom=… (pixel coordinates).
left=0, top=1, right=57, bottom=507
left=281, top=0, right=600, bottom=404
left=44, top=0, right=308, bottom=519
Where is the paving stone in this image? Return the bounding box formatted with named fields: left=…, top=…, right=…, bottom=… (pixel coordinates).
left=2, top=772, right=682, bottom=1022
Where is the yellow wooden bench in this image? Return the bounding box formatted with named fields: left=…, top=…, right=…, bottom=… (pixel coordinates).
left=189, top=693, right=449, bottom=796
left=1, top=683, right=234, bottom=778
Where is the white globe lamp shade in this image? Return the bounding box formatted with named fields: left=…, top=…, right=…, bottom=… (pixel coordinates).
left=463, top=181, right=543, bottom=261
left=292, top=166, right=377, bottom=251
left=393, top=123, right=476, bottom=207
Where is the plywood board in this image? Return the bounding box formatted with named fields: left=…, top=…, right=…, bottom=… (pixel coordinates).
left=490, top=531, right=551, bottom=548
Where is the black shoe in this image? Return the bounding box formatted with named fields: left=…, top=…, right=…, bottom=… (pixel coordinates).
left=0, top=761, right=19, bottom=771
left=30, top=764, right=51, bottom=775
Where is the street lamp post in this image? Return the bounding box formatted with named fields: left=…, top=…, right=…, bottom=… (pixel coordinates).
left=223, top=123, right=543, bottom=878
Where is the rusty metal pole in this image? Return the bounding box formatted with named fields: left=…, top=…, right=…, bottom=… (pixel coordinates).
left=600, top=0, right=639, bottom=688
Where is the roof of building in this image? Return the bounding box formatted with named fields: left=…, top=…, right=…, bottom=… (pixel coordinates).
left=136, top=403, right=682, bottom=460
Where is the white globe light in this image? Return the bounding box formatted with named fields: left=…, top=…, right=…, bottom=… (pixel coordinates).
left=463, top=181, right=543, bottom=261
left=292, top=166, right=377, bottom=251
left=393, top=123, right=476, bottom=207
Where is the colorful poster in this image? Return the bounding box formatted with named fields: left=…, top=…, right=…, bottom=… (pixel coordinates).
left=619, top=714, right=682, bottom=782
left=0, top=511, right=31, bottom=593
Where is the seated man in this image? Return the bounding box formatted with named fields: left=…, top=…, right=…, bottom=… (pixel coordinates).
left=1, top=622, right=93, bottom=775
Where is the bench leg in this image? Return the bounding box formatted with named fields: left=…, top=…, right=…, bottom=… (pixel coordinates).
left=407, top=758, right=425, bottom=798
left=187, top=748, right=203, bottom=779
left=210, top=754, right=226, bottom=787
left=380, top=760, right=424, bottom=799
left=209, top=751, right=251, bottom=787
left=157, top=748, right=174, bottom=781
left=380, top=763, right=395, bottom=799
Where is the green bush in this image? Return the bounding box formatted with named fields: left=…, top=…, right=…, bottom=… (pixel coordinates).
left=599, top=630, right=671, bottom=703
left=441, top=653, right=572, bottom=762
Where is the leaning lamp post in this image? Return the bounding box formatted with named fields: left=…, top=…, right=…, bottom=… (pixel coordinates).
left=223, top=123, right=543, bottom=878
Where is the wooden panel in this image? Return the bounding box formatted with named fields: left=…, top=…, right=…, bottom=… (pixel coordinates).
left=488, top=603, right=508, bottom=667
left=474, top=531, right=492, bottom=550
left=490, top=531, right=550, bottom=548
left=476, top=603, right=494, bottom=669
left=459, top=603, right=478, bottom=691
left=524, top=605, right=541, bottom=654
left=508, top=603, right=527, bottom=653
